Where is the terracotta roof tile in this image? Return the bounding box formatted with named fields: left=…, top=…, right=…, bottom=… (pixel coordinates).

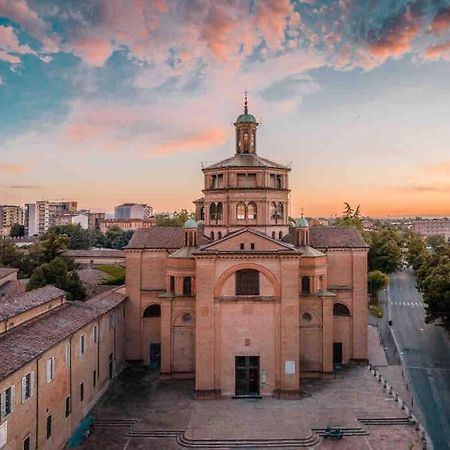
left=64, top=249, right=125, bottom=258
left=0, top=290, right=126, bottom=380
left=0, top=285, right=65, bottom=321
left=0, top=280, right=26, bottom=300
left=0, top=268, right=17, bottom=280
left=126, top=227, right=210, bottom=250
left=284, top=226, right=368, bottom=248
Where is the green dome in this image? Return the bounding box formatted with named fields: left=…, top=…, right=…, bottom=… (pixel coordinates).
left=236, top=113, right=257, bottom=123
left=296, top=216, right=309, bottom=227
left=183, top=218, right=198, bottom=229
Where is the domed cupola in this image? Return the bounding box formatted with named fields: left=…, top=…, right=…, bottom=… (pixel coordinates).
left=295, top=214, right=310, bottom=247
left=234, top=93, right=258, bottom=154
left=183, top=218, right=198, bottom=247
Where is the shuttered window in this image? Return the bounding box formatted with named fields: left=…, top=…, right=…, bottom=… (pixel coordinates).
left=0, top=385, right=15, bottom=419
left=21, top=372, right=34, bottom=402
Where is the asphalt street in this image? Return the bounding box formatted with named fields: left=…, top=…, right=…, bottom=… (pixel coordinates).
left=381, top=270, right=450, bottom=450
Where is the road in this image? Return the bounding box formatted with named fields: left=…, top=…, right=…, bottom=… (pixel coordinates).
left=380, top=270, right=450, bottom=450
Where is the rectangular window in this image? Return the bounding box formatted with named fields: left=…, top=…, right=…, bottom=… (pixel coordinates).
left=93, top=370, right=97, bottom=388
left=247, top=173, right=256, bottom=187
left=182, top=277, right=191, bottom=296
left=240, top=243, right=245, bottom=250
left=0, top=386, right=15, bottom=419
left=236, top=269, right=260, bottom=296
left=80, top=382, right=84, bottom=402
left=79, top=335, right=86, bottom=355
left=250, top=243, right=255, bottom=250
left=93, top=325, right=98, bottom=344
left=65, top=396, right=71, bottom=417
left=21, top=372, right=33, bottom=402
left=46, top=357, right=55, bottom=382
left=276, top=175, right=282, bottom=189
left=23, top=435, right=30, bottom=450
left=237, top=173, right=246, bottom=187
left=64, top=343, right=71, bottom=368
left=169, top=275, right=175, bottom=293
left=46, top=415, right=52, bottom=439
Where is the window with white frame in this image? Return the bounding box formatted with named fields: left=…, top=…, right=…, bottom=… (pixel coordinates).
left=21, top=372, right=34, bottom=402
left=0, top=385, right=15, bottom=419
left=46, top=357, right=55, bottom=382
left=93, top=325, right=98, bottom=344
left=79, top=334, right=86, bottom=355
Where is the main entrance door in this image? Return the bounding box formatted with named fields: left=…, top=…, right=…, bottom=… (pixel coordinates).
left=235, top=356, right=259, bottom=396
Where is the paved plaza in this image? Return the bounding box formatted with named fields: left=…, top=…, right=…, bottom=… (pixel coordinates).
left=82, top=330, right=423, bottom=450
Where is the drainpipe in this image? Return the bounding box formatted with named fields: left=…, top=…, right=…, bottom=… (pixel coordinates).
left=35, top=357, right=40, bottom=450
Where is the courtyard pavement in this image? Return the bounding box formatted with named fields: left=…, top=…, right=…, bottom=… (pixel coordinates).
left=81, top=330, right=424, bottom=450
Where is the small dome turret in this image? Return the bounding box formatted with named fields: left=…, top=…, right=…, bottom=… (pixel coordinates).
left=183, top=218, right=198, bottom=229
left=296, top=216, right=309, bottom=228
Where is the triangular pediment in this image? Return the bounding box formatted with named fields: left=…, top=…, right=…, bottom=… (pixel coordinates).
left=197, top=228, right=297, bottom=253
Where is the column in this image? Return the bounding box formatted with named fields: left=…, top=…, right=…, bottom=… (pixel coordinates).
left=279, top=259, right=300, bottom=398
left=322, top=296, right=333, bottom=374
left=160, top=300, right=172, bottom=378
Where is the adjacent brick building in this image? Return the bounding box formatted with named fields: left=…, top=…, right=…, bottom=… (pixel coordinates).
left=124, top=99, right=369, bottom=399
left=0, top=274, right=126, bottom=450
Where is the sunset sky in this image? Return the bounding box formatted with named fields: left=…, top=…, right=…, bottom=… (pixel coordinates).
left=1, top=0, right=450, bottom=217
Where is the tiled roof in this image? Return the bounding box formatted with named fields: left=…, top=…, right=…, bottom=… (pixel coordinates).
left=0, top=285, right=65, bottom=321
left=64, top=249, right=126, bottom=258
left=126, top=227, right=210, bottom=250
left=0, top=268, right=17, bottom=280
left=0, top=289, right=126, bottom=380
left=204, top=153, right=289, bottom=170
left=284, top=226, right=368, bottom=248
left=0, top=280, right=26, bottom=300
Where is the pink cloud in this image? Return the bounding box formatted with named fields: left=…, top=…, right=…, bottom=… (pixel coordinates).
left=151, top=127, right=228, bottom=155
left=0, top=163, right=28, bottom=173
left=68, top=34, right=114, bottom=67
left=366, top=11, right=421, bottom=60
left=0, top=25, right=37, bottom=63
left=424, top=40, right=450, bottom=60
left=0, top=0, right=58, bottom=53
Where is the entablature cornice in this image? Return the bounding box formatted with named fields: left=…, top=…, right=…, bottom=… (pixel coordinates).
left=214, top=295, right=280, bottom=303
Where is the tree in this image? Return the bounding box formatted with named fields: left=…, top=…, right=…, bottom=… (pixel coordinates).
left=335, top=202, right=363, bottom=231
left=103, top=226, right=134, bottom=249
left=155, top=210, right=195, bottom=227
left=9, top=223, right=25, bottom=238
left=368, top=227, right=403, bottom=273
left=368, top=270, right=389, bottom=303
left=28, top=257, right=86, bottom=301
left=49, top=224, right=90, bottom=250
left=0, top=240, right=21, bottom=267
left=406, top=233, right=427, bottom=271
left=416, top=244, right=450, bottom=332
left=426, top=234, right=447, bottom=251
left=39, top=231, right=68, bottom=263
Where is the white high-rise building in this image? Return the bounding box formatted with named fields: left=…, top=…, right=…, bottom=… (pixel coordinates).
left=114, top=203, right=153, bottom=220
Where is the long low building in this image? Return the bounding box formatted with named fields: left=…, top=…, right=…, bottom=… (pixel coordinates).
left=0, top=273, right=126, bottom=450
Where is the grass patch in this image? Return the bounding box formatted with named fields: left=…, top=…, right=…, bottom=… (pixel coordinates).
left=96, top=264, right=125, bottom=285
left=369, top=304, right=383, bottom=319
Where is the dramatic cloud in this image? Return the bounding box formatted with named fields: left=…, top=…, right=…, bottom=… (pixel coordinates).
left=429, top=6, right=450, bottom=35
left=0, top=25, right=37, bottom=64
left=425, top=40, right=450, bottom=60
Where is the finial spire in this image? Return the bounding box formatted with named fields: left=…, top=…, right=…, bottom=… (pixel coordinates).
left=244, top=90, right=248, bottom=114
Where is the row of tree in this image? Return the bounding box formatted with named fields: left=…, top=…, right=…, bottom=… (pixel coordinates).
left=336, top=203, right=449, bottom=332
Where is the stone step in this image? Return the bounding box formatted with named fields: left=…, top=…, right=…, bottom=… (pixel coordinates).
left=126, top=430, right=320, bottom=448
left=359, top=417, right=413, bottom=426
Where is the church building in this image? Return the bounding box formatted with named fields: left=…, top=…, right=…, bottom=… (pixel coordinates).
left=125, top=98, right=369, bottom=399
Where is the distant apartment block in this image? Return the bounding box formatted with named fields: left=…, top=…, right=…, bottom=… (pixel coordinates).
left=0, top=270, right=126, bottom=450
left=0, top=205, right=23, bottom=237
left=99, top=218, right=156, bottom=233
left=412, top=219, right=450, bottom=241
left=24, top=201, right=78, bottom=236
left=114, top=203, right=153, bottom=220
left=54, top=212, right=89, bottom=229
